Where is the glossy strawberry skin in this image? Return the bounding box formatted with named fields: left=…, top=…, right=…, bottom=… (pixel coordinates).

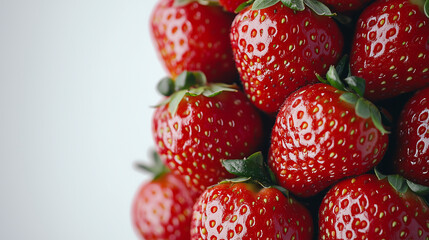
left=150, top=0, right=238, bottom=83
left=152, top=90, right=263, bottom=194
left=394, top=87, right=429, bottom=186
left=191, top=182, right=314, bottom=240
left=132, top=172, right=200, bottom=240
left=269, top=83, right=389, bottom=197
left=219, top=0, right=247, bottom=12
left=230, top=3, right=344, bottom=114
left=319, top=174, right=429, bottom=239
left=350, top=0, right=429, bottom=101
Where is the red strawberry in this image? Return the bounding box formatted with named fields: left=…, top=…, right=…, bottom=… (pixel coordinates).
left=269, top=66, right=389, bottom=197
left=394, top=86, right=429, bottom=186
left=190, top=152, right=314, bottom=240
left=319, top=173, right=429, bottom=239
left=230, top=1, right=344, bottom=114
left=132, top=151, right=200, bottom=240
left=152, top=71, right=264, bottom=194
left=318, top=0, right=373, bottom=13
left=150, top=0, right=238, bottom=83
left=350, top=0, right=429, bottom=101
left=219, top=0, right=248, bottom=12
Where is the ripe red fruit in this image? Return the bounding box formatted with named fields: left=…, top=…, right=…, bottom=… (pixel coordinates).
left=150, top=0, right=238, bottom=83
left=230, top=2, right=344, bottom=114
left=190, top=152, right=314, bottom=240
left=152, top=72, right=264, bottom=193
left=219, top=0, right=248, bottom=12
left=350, top=0, right=429, bottom=101
left=269, top=68, right=389, bottom=197
left=132, top=153, right=200, bottom=240
left=191, top=182, right=314, bottom=239
left=394, top=87, right=429, bottom=186
left=319, top=173, right=429, bottom=239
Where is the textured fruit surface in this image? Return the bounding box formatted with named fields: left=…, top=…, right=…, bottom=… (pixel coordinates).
left=191, top=182, right=314, bottom=240
left=150, top=0, right=238, bottom=83
left=269, top=83, right=389, bottom=197
left=152, top=90, right=263, bottom=193
left=132, top=172, right=199, bottom=240
left=219, top=0, right=247, bottom=12
left=394, top=87, right=429, bottom=186
left=230, top=3, right=344, bottom=113
left=319, top=174, right=429, bottom=239
left=350, top=0, right=429, bottom=101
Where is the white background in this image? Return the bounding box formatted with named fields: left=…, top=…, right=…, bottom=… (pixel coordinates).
left=0, top=0, right=163, bottom=239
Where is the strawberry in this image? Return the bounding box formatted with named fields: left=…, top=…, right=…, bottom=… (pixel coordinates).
left=269, top=66, right=389, bottom=197
left=190, top=152, right=314, bottom=240
left=350, top=0, right=429, bottom=101
left=394, top=86, right=429, bottom=186
left=219, top=0, right=248, bottom=12
left=132, top=151, right=200, bottom=240
left=319, top=172, right=429, bottom=239
left=152, top=71, right=264, bottom=194
left=150, top=0, right=238, bottom=83
left=318, top=0, right=373, bottom=13
left=230, top=1, right=344, bottom=114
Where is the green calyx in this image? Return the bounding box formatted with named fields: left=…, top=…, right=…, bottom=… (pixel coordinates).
left=425, top=0, right=429, bottom=18
left=316, top=62, right=389, bottom=135
left=156, top=71, right=238, bottom=115
left=245, top=0, right=335, bottom=16
left=135, top=149, right=169, bottom=180
left=221, top=152, right=290, bottom=197
left=375, top=168, right=429, bottom=196
left=411, top=0, right=429, bottom=18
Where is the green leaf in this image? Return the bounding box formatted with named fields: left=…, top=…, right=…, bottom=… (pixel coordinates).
left=374, top=168, right=387, bottom=180
left=220, top=177, right=252, bottom=184
left=326, top=65, right=346, bottom=91
left=252, top=0, right=280, bottom=10
left=335, top=55, right=349, bottom=79
left=187, top=87, right=205, bottom=96
left=203, top=84, right=237, bottom=97
left=168, top=90, right=187, bottom=115
left=272, top=185, right=290, bottom=198
left=280, top=0, right=305, bottom=11
left=355, top=98, right=371, bottom=119
left=303, top=0, right=334, bottom=16
left=369, top=104, right=390, bottom=135
left=157, top=77, right=175, bottom=97
left=388, top=175, right=408, bottom=193
left=135, top=149, right=169, bottom=180
left=235, top=0, right=254, bottom=12
left=344, top=76, right=365, bottom=97
left=425, top=0, right=429, bottom=18
left=407, top=180, right=429, bottom=195
left=316, top=73, right=327, bottom=84
left=221, top=152, right=272, bottom=184
left=175, top=71, right=196, bottom=91
left=340, top=92, right=358, bottom=105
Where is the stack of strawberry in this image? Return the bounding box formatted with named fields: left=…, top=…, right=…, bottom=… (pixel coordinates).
left=132, top=0, right=429, bottom=239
